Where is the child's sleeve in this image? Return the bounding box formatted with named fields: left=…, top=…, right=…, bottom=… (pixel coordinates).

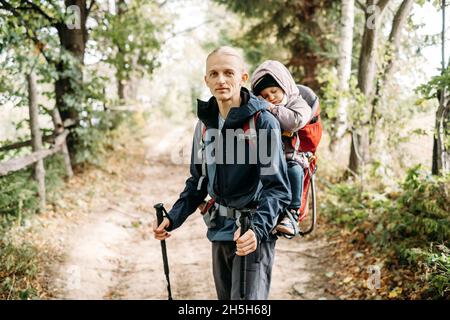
left=272, top=96, right=312, bottom=132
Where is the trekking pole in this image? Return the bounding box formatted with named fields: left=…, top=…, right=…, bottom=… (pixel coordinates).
left=239, top=209, right=251, bottom=300
left=153, top=203, right=173, bottom=300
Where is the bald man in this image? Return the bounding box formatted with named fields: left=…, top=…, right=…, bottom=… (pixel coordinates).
left=153, top=46, right=291, bottom=300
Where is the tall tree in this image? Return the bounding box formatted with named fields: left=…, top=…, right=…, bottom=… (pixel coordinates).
left=370, top=0, right=414, bottom=137
left=212, top=0, right=338, bottom=92
left=0, top=0, right=96, bottom=157
left=93, top=0, right=166, bottom=103
left=432, top=0, right=449, bottom=174
left=55, top=0, right=92, bottom=122
left=333, top=0, right=355, bottom=146
left=348, top=0, right=392, bottom=175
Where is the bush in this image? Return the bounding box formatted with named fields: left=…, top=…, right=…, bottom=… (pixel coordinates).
left=73, top=110, right=134, bottom=166
left=0, top=154, right=67, bottom=229
left=322, top=165, right=450, bottom=299
left=388, top=166, right=450, bottom=244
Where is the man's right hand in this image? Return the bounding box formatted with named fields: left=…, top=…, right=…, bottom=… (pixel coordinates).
left=153, top=217, right=171, bottom=240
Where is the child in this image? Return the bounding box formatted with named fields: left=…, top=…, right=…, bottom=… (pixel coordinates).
left=251, top=60, right=314, bottom=237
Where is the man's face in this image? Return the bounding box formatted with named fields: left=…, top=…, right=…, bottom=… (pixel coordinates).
left=204, top=53, right=249, bottom=103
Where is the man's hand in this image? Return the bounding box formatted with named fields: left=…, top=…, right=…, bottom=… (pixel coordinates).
left=153, top=217, right=171, bottom=240
left=233, top=227, right=257, bottom=256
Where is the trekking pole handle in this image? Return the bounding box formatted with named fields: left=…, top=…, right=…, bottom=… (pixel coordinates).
left=154, top=203, right=165, bottom=226
left=153, top=205, right=170, bottom=271
left=239, top=209, right=251, bottom=235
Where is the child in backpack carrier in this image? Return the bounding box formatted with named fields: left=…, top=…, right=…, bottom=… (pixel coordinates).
left=251, top=60, right=316, bottom=237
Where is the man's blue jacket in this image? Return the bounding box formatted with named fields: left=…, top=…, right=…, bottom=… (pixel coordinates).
left=167, top=87, right=291, bottom=242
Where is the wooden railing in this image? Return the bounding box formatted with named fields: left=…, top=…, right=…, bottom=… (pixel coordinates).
left=0, top=72, right=74, bottom=211
left=0, top=75, right=147, bottom=212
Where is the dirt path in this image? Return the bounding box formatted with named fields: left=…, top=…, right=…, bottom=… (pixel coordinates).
left=32, top=114, right=335, bottom=300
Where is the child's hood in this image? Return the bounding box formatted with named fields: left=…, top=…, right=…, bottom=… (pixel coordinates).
left=251, top=60, right=300, bottom=101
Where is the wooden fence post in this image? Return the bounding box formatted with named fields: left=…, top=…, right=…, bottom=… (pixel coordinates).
left=51, top=108, right=73, bottom=178
left=27, top=71, right=46, bottom=212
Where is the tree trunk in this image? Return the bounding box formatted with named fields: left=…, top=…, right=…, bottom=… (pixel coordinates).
left=118, top=73, right=126, bottom=102
left=333, top=0, right=355, bottom=148
left=27, top=72, right=46, bottom=212
left=55, top=0, right=88, bottom=157
left=370, top=0, right=414, bottom=141
left=348, top=0, right=390, bottom=175
left=365, top=0, right=414, bottom=179
left=51, top=108, right=74, bottom=178
left=116, top=0, right=127, bottom=103
left=432, top=97, right=450, bottom=175
left=432, top=0, right=449, bottom=175
left=301, top=57, right=320, bottom=92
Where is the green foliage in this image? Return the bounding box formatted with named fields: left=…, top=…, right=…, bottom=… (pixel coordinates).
left=322, top=165, right=450, bottom=298
left=386, top=165, right=450, bottom=245
left=399, top=245, right=449, bottom=298
left=73, top=110, right=133, bottom=166
left=92, top=0, right=169, bottom=101
left=317, top=68, right=366, bottom=137
left=212, top=0, right=339, bottom=87
left=0, top=238, right=42, bottom=300
left=0, top=154, right=66, bottom=229
left=416, top=67, right=450, bottom=100
left=0, top=171, right=38, bottom=228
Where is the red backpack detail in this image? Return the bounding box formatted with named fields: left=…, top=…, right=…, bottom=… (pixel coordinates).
left=290, top=102, right=323, bottom=154
left=295, top=102, right=322, bottom=222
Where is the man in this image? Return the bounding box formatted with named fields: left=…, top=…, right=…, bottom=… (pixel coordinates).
left=153, top=46, right=291, bottom=300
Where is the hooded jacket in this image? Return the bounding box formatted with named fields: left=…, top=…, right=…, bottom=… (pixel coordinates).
left=251, top=60, right=312, bottom=132
left=166, top=87, right=291, bottom=242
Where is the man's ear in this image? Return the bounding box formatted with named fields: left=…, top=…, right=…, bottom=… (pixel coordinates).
left=241, top=72, right=249, bottom=85
left=204, top=75, right=208, bottom=85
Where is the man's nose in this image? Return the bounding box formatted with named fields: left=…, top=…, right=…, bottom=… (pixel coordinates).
left=217, top=73, right=226, bottom=83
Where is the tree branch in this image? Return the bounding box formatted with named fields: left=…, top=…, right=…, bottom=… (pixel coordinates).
left=157, top=0, right=169, bottom=8
left=370, top=0, right=414, bottom=136
left=380, top=0, right=414, bottom=87
left=355, top=0, right=365, bottom=11
left=377, top=0, right=391, bottom=13
left=21, top=0, right=57, bottom=24
left=86, top=0, right=96, bottom=17
left=0, top=0, right=55, bottom=65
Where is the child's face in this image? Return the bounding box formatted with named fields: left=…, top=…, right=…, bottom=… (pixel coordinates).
left=260, top=86, right=285, bottom=105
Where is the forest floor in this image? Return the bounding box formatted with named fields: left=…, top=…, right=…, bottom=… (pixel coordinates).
left=7, top=113, right=372, bottom=300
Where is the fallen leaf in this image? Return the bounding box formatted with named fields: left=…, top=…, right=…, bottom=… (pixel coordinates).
left=343, top=276, right=353, bottom=284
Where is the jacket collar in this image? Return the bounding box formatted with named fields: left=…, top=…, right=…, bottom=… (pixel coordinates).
left=197, top=87, right=268, bottom=129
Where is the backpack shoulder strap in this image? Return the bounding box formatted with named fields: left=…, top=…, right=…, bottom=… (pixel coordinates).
left=242, top=110, right=262, bottom=132
left=197, top=121, right=207, bottom=190
left=242, top=111, right=261, bottom=147
left=200, top=121, right=206, bottom=141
